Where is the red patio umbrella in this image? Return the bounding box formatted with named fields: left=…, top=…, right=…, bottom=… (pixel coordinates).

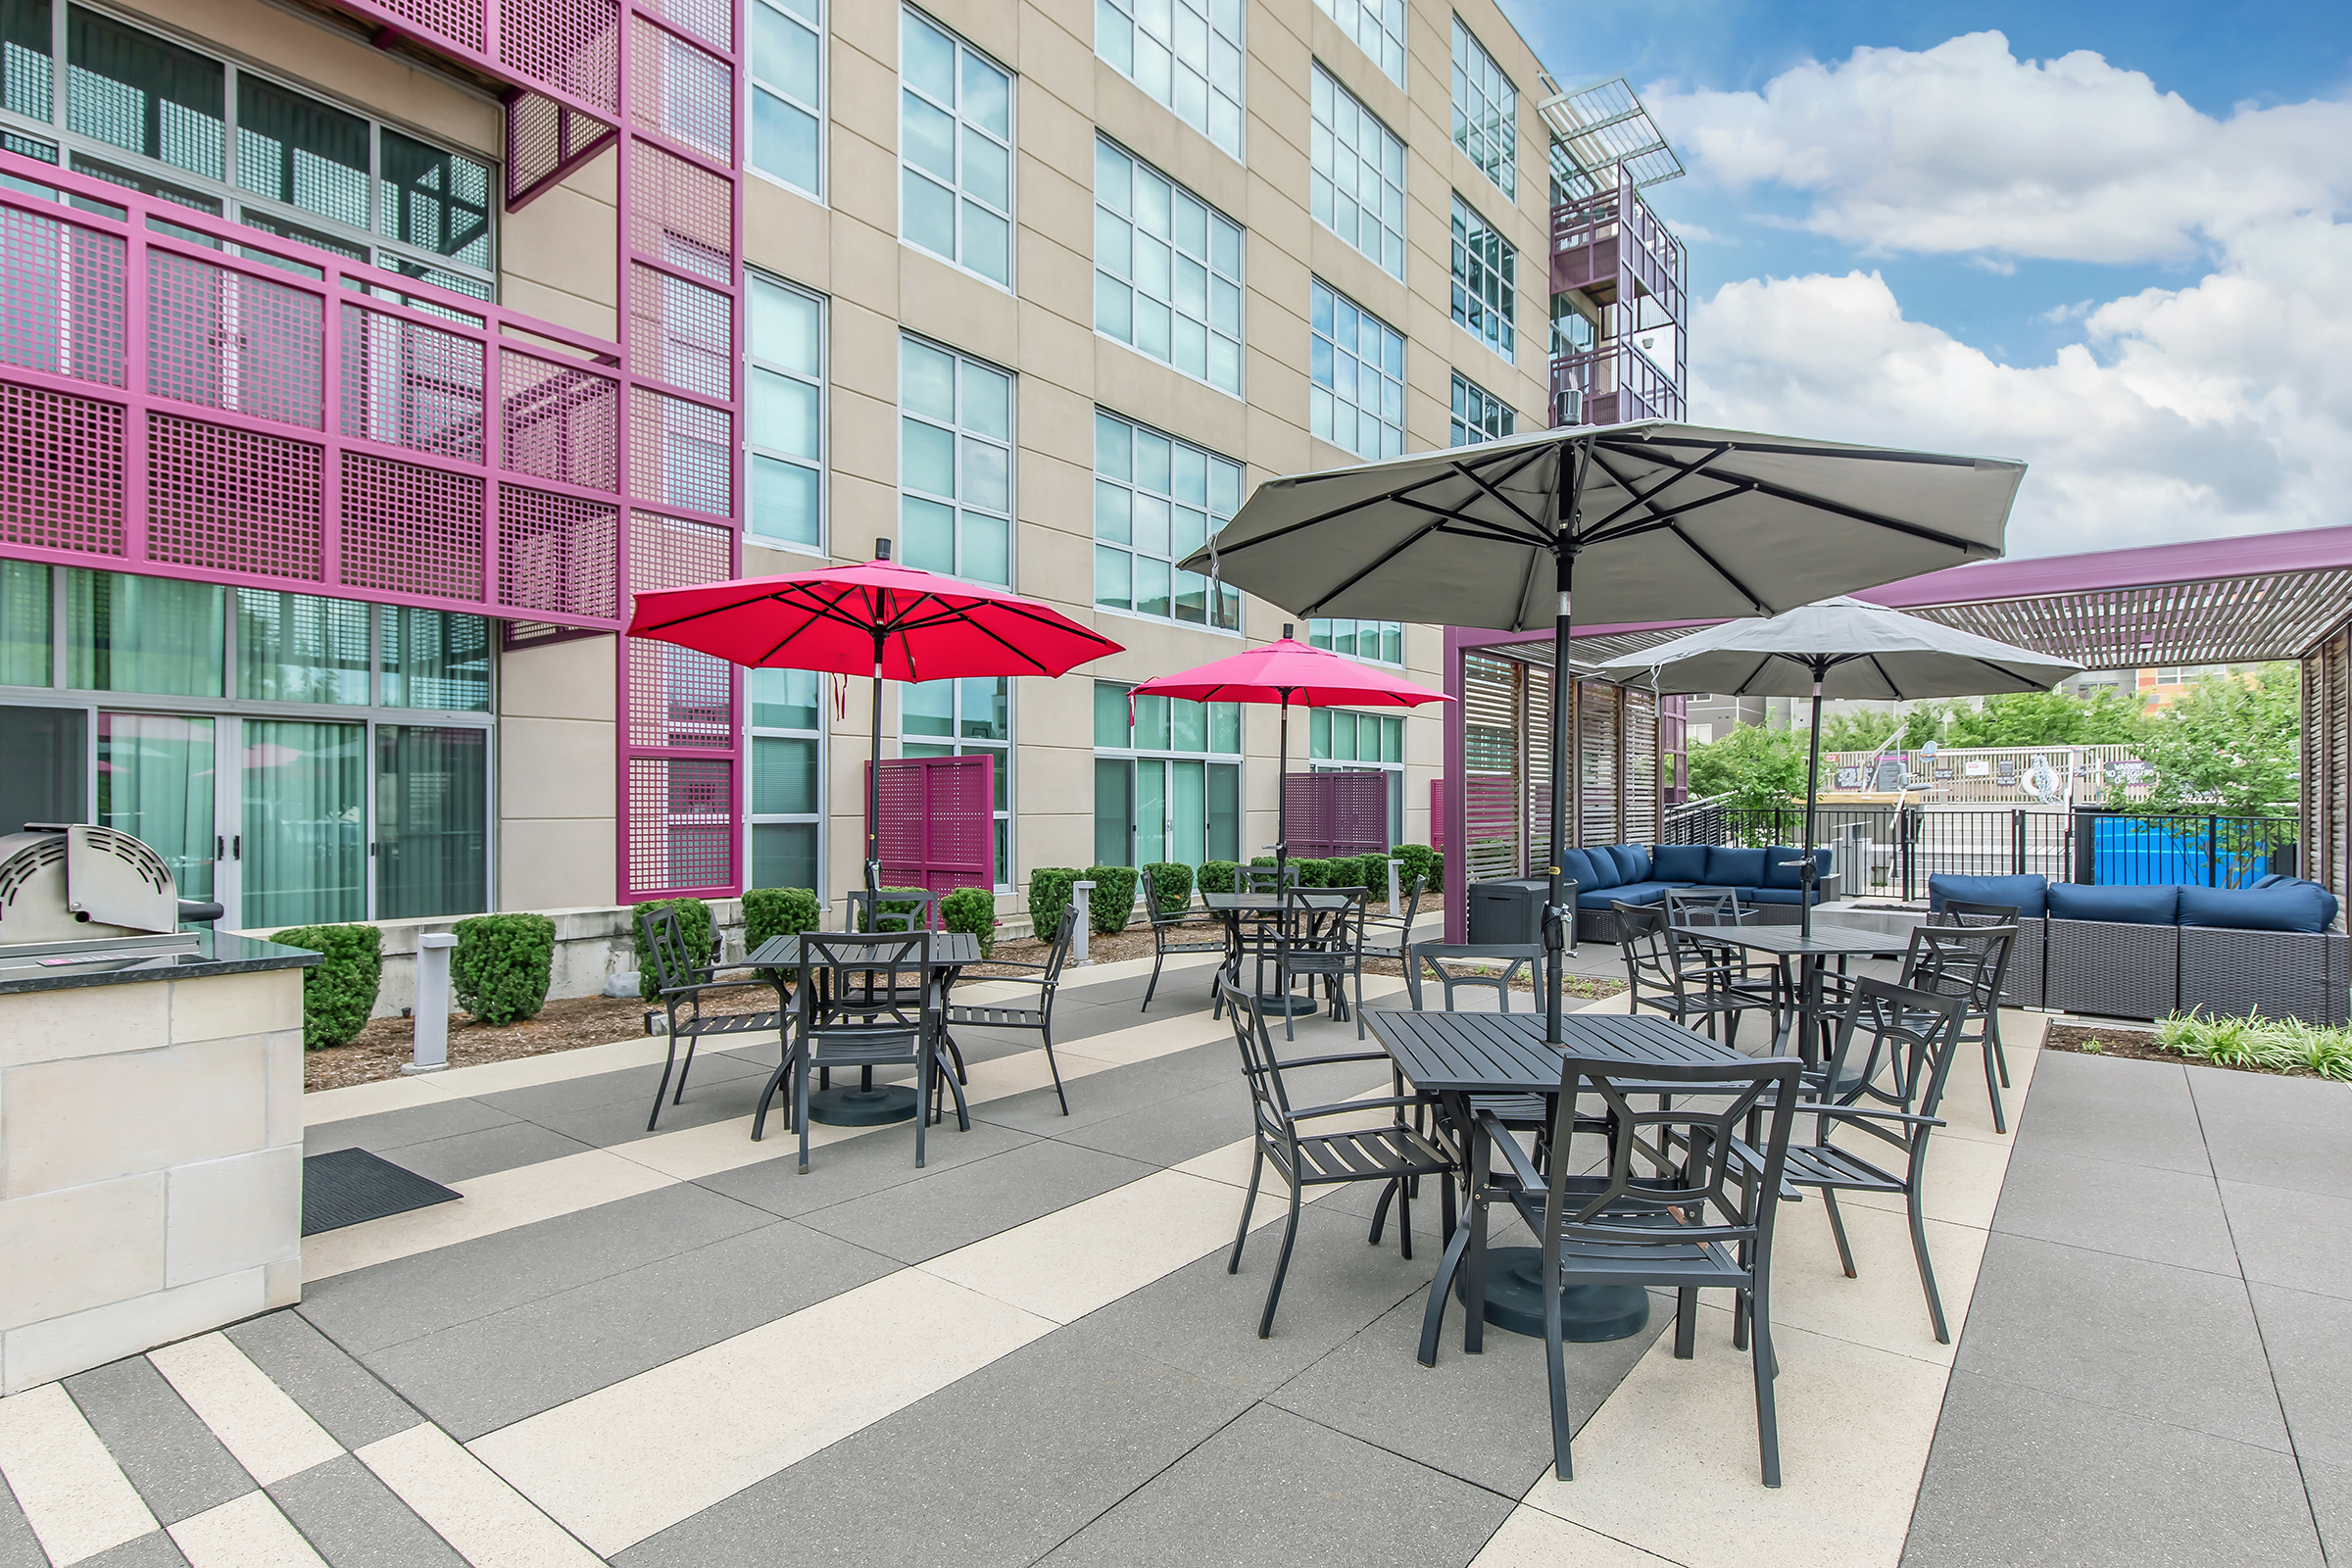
left=1127, top=626, right=1449, bottom=879
left=627, top=540, right=1123, bottom=908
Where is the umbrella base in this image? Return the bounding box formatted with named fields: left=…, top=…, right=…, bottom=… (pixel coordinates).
left=1456, top=1247, right=1651, bottom=1342
left=807, top=1085, right=918, bottom=1126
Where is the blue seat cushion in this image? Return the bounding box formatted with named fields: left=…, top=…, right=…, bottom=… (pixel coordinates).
left=2047, top=883, right=2180, bottom=925
left=2251, top=872, right=2287, bottom=890
left=1745, top=887, right=1820, bottom=906
left=1582, top=881, right=1675, bottom=909
left=1606, top=844, right=1650, bottom=883
left=1704, top=846, right=1768, bottom=887
left=1928, top=874, right=2049, bottom=918
left=1762, top=846, right=1831, bottom=891
left=1651, top=843, right=1709, bottom=882
left=1559, top=848, right=1606, bottom=893
left=2180, top=883, right=2338, bottom=933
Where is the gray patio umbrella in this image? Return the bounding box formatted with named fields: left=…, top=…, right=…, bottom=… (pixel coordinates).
left=1179, top=419, right=2028, bottom=1042
left=1598, top=596, right=2081, bottom=934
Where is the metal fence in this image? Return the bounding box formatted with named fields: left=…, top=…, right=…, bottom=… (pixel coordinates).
left=1659, top=801, right=2299, bottom=902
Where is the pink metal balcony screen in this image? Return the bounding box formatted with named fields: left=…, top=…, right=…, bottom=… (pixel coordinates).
left=868, top=756, right=999, bottom=901
left=1285, top=770, right=1390, bottom=859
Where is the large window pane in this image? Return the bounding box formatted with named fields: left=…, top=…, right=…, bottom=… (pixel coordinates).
left=1094, top=757, right=1132, bottom=866
left=97, top=711, right=214, bottom=902
left=1207, top=760, right=1239, bottom=860
left=1312, top=0, right=1402, bottom=83
left=375, top=724, right=486, bottom=918
left=235, top=75, right=368, bottom=229
left=0, top=707, right=84, bottom=841
left=1094, top=136, right=1242, bottom=395
left=1095, top=0, right=1240, bottom=159
left=752, top=821, right=817, bottom=891
left=749, top=273, right=825, bottom=549
left=1092, top=410, right=1241, bottom=629
left=1451, top=18, right=1517, bottom=200
left=68, top=5, right=222, bottom=177
left=751, top=0, right=823, bottom=195
left=1, top=560, right=50, bottom=686
left=2, top=0, right=51, bottom=123
left=1451, top=195, right=1517, bottom=362
left=901, top=335, right=1011, bottom=582
left=236, top=589, right=368, bottom=704
left=1308, top=280, right=1404, bottom=460
left=67, top=570, right=224, bottom=697
left=378, top=126, right=491, bottom=268
left=901, top=9, right=1013, bottom=284
left=1309, top=66, right=1403, bottom=279
left=752, top=667, right=819, bottom=729
left=242, top=718, right=364, bottom=929
left=381, top=608, right=490, bottom=710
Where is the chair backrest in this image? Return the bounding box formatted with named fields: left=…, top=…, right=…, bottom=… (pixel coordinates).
left=1610, top=902, right=1678, bottom=986
left=1901, top=922, right=2016, bottom=1013
left=1038, top=905, right=1079, bottom=987
left=1388, top=866, right=1426, bottom=921
left=637, top=906, right=706, bottom=996
left=1824, top=977, right=1971, bottom=1121
left=1665, top=886, right=1746, bottom=927
left=1544, top=1053, right=1804, bottom=1255
left=1141, top=866, right=1186, bottom=928
left=1283, top=887, right=1364, bottom=952
left=1405, top=942, right=1539, bottom=1012
left=1220, top=979, right=1296, bottom=1144
left=1934, top=899, right=2019, bottom=927
left=846, top=888, right=938, bottom=933
left=1242, top=863, right=1300, bottom=893
left=799, top=930, right=936, bottom=1027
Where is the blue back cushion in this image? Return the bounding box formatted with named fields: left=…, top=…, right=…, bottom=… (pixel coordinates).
left=2252, top=872, right=2286, bottom=890
left=1703, top=846, right=1767, bottom=888
left=1651, top=843, right=1709, bottom=883
left=1558, top=848, right=1602, bottom=892
left=2180, top=883, right=2338, bottom=933
left=1608, top=844, right=1649, bottom=883
left=2047, top=883, right=2180, bottom=925
left=1761, top=847, right=1832, bottom=890
left=1928, top=874, right=2048, bottom=918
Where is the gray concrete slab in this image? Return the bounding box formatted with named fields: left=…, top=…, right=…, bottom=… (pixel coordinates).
left=2219, top=1181, right=2352, bottom=1299
left=2011, top=1052, right=2211, bottom=1174
left=693, top=1115, right=1039, bottom=1219
left=1034, top=1401, right=1511, bottom=1568
left=2185, top=1071, right=2352, bottom=1200
left=0, top=1470, right=46, bottom=1568
left=224, top=1312, right=423, bottom=1450
left=2301, top=1455, right=2352, bottom=1568
left=1989, top=1146, right=2239, bottom=1275
left=1052, top=1076, right=1258, bottom=1170
left=1901, top=1372, right=2322, bottom=1568
left=76, top=1533, right=189, bottom=1568
left=302, top=1097, right=520, bottom=1160
left=470, top=1051, right=768, bottom=1124
left=63, top=1357, right=254, bottom=1524
left=797, top=1139, right=1155, bottom=1263
left=371, top=1120, right=596, bottom=1186
left=976, top=1045, right=1237, bottom=1137
left=268, top=1455, right=468, bottom=1568
left=2247, top=1283, right=2352, bottom=1468
left=1952, top=1233, right=2289, bottom=1451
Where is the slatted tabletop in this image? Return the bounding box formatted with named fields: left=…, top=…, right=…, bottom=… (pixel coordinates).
left=1363, top=1008, right=1748, bottom=1097
left=1200, top=894, right=1291, bottom=914
left=744, top=932, right=984, bottom=967
left=1667, top=921, right=1907, bottom=958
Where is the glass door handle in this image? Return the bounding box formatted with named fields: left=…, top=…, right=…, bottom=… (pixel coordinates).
left=216, top=835, right=225, bottom=860
left=231, top=835, right=242, bottom=860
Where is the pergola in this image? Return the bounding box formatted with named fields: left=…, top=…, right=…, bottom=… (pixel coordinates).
left=1441, top=523, right=2352, bottom=919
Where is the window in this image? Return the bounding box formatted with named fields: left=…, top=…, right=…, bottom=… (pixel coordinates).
left=1309, top=278, right=1403, bottom=460
left=1449, top=372, right=1513, bottom=446
left=1309, top=65, right=1404, bottom=278
left=1308, top=618, right=1402, bottom=665
left=1094, top=680, right=1242, bottom=868
left=749, top=667, right=821, bottom=893
left=0, top=560, right=50, bottom=686
left=1309, top=708, right=1405, bottom=847
left=1450, top=18, right=1515, bottom=200
left=751, top=0, right=823, bottom=196
left=1450, top=194, right=1515, bottom=360
left=903, top=676, right=1011, bottom=886
left=1095, top=0, right=1242, bottom=160
left=748, top=273, right=824, bottom=551
left=1094, top=137, right=1243, bottom=396
left=1094, top=411, right=1242, bottom=631
left=901, top=335, right=1011, bottom=584
left=11, top=8, right=495, bottom=291
left=1312, top=0, right=1403, bottom=84
left=900, top=9, right=1010, bottom=287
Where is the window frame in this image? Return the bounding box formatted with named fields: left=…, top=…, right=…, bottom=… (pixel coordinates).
left=1448, top=370, right=1515, bottom=447
left=1308, top=276, right=1405, bottom=461
left=1093, top=134, right=1245, bottom=398
left=1307, top=618, right=1403, bottom=667
left=898, top=6, right=1014, bottom=291
left=746, top=666, right=825, bottom=897
left=1308, top=62, right=1406, bottom=280
left=1093, top=0, right=1245, bottom=161
left=898, top=332, right=1014, bottom=586
left=745, top=270, right=827, bottom=557
left=1092, top=408, right=1244, bottom=634
left=1311, top=0, right=1404, bottom=85
left=1092, top=679, right=1245, bottom=869
left=1449, top=192, right=1517, bottom=363
left=748, top=0, right=826, bottom=201
left=1450, top=16, right=1517, bottom=201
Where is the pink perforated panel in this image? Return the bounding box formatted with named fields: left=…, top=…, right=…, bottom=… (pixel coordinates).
left=630, top=17, right=732, bottom=165
left=498, top=483, right=618, bottom=617
left=509, top=93, right=565, bottom=194
left=341, top=452, right=485, bottom=600
left=649, top=0, right=729, bottom=51
left=628, top=385, right=729, bottom=514
left=147, top=413, right=322, bottom=579
left=147, top=249, right=324, bottom=429
left=372, top=0, right=484, bottom=54
left=0, top=384, right=123, bottom=555
left=627, top=263, right=730, bottom=400
left=340, top=304, right=486, bottom=462
left=627, top=139, right=730, bottom=280
left=502, top=0, right=621, bottom=114
left=628, top=756, right=731, bottom=892
left=501, top=350, right=620, bottom=490
left=870, top=755, right=997, bottom=895
left=1, top=204, right=127, bottom=387
left=629, top=634, right=732, bottom=748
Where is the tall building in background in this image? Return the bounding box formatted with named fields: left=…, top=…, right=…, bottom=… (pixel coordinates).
left=0, top=0, right=1688, bottom=925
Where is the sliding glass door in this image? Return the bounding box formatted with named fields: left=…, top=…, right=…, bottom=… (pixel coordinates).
left=97, top=712, right=218, bottom=903
left=242, top=719, right=367, bottom=928
left=376, top=725, right=488, bottom=919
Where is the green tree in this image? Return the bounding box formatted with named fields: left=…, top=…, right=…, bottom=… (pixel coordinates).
left=1943, top=688, right=2147, bottom=749
left=1687, top=724, right=1808, bottom=815
left=1813, top=704, right=1947, bottom=755
left=2137, top=664, right=2299, bottom=817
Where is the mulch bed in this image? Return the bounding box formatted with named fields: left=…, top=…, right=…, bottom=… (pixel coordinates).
left=2041, top=1021, right=2331, bottom=1079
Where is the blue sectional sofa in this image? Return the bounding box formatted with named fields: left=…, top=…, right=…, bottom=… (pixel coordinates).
left=1928, top=872, right=2346, bottom=1024
left=1550, top=842, right=1834, bottom=942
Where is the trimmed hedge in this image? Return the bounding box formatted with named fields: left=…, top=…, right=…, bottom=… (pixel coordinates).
left=1029, top=867, right=1081, bottom=937
left=1293, top=858, right=1331, bottom=888
left=1197, top=860, right=1239, bottom=895
left=940, top=886, right=997, bottom=958
left=1392, top=844, right=1438, bottom=895
left=452, top=913, right=554, bottom=1026
left=1142, top=861, right=1194, bottom=912
left=744, top=887, right=820, bottom=948
left=857, top=887, right=933, bottom=932
left=632, top=897, right=714, bottom=999
left=1082, top=865, right=1139, bottom=933
left=270, top=924, right=382, bottom=1051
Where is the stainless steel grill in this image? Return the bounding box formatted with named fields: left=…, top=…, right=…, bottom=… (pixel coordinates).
left=0, top=823, right=221, bottom=978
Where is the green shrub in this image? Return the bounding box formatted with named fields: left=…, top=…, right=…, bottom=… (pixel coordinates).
left=1028, top=867, right=1081, bottom=937
left=1198, top=860, right=1239, bottom=895
left=1250, top=855, right=1278, bottom=867
left=1291, top=858, right=1331, bottom=888
left=451, top=913, right=554, bottom=1026
left=1082, top=865, right=1139, bottom=933
left=744, top=887, right=820, bottom=949
left=2155, top=1008, right=2352, bottom=1080
left=857, top=887, right=933, bottom=932
left=940, top=886, right=997, bottom=957
left=631, top=897, right=714, bottom=999
left=270, top=924, right=382, bottom=1051
left=1392, top=844, right=1438, bottom=893
left=1142, top=861, right=1194, bottom=912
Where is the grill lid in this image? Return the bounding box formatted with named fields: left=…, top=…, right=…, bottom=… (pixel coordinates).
left=0, top=824, right=182, bottom=946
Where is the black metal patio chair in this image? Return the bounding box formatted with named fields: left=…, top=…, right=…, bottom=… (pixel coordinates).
left=1140, top=865, right=1228, bottom=1011
left=1923, top=902, right=2023, bottom=1132
left=1614, top=903, right=1778, bottom=1046
left=943, top=906, right=1076, bottom=1117
left=1485, top=1051, right=1805, bottom=1485
left=638, top=906, right=792, bottom=1133
left=843, top=887, right=940, bottom=933
left=764, top=931, right=968, bottom=1172
left=1221, top=981, right=1457, bottom=1338
left=1401, top=940, right=1555, bottom=1158
left=1360, top=866, right=1428, bottom=964
left=1240, top=863, right=1300, bottom=893
left=1275, top=886, right=1370, bottom=1040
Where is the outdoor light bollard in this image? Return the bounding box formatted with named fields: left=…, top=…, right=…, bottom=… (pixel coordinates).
left=1386, top=857, right=1402, bottom=913
left=406, top=932, right=459, bottom=1074
left=1069, top=881, right=1095, bottom=966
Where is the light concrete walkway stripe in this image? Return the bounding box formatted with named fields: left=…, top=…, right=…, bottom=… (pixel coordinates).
left=167, top=1488, right=328, bottom=1567
left=357, top=1423, right=603, bottom=1568
left=302, top=1150, right=676, bottom=1281
left=148, top=1335, right=344, bottom=1488
left=0, top=1383, right=158, bottom=1566
left=1470, top=1506, right=1681, bottom=1566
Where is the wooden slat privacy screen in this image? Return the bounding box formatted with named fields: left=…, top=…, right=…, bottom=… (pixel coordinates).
left=1448, top=650, right=1668, bottom=878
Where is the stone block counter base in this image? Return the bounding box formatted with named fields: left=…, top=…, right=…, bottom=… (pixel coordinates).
left=0, top=936, right=318, bottom=1396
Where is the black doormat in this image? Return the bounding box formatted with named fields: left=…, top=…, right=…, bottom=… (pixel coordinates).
left=302, top=1148, right=463, bottom=1236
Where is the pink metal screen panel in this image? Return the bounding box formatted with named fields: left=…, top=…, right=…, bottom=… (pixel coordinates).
left=146, top=413, right=323, bottom=580
left=627, top=756, right=731, bottom=892
left=374, top=0, right=485, bottom=53
left=498, top=484, right=617, bottom=617
left=502, top=0, right=621, bottom=113
left=1, top=205, right=126, bottom=387
left=868, top=755, right=997, bottom=898
left=341, top=452, right=485, bottom=600
left=629, top=262, right=731, bottom=400
left=649, top=0, right=729, bottom=50
left=628, top=384, right=730, bottom=515
left=340, top=304, right=486, bottom=463
left=630, top=17, right=732, bottom=165
left=1285, top=770, right=1389, bottom=858
left=0, top=384, right=123, bottom=555
left=147, top=249, right=325, bottom=429
left=501, top=350, right=621, bottom=490
left=1429, top=778, right=1444, bottom=851
left=628, top=139, right=731, bottom=281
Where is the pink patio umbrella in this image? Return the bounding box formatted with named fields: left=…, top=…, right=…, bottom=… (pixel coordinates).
left=628, top=540, right=1123, bottom=909
left=1126, top=626, right=1450, bottom=881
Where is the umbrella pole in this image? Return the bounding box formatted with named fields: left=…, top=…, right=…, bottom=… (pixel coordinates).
left=866, top=652, right=884, bottom=917
left=1801, top=673, right=1824, bottom=940
left=1546, top=550, right=1574, bottom=1048
left=1275, top=686, right=1292, bottom=883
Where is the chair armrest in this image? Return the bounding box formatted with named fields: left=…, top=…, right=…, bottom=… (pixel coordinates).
left=1473, top=1110, right=1549, bottom=1192
left=1287, top=1094, right=1440, bottom=1122
left=1265, top=1050, right=1392, bottom=1071
left=657, top=979, right=766, bottom=1001
left=1809, top=1106, right=1947, bottom=1129
left=1725, top=1140, right=1807, bottom=1203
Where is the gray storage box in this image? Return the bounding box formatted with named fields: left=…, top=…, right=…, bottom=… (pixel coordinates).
left=1469, top=878, right=1550, bottom=947
left=2046, top=918, right=2179, bottom=1020
left=2179, top=927, right=2349, bottom=1025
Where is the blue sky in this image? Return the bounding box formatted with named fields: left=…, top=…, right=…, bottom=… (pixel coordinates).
left=1494, top=2, right=2352, bottom=552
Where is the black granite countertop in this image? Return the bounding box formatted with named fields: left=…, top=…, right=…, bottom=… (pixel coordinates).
left=0, top=930, right=321, bottom=995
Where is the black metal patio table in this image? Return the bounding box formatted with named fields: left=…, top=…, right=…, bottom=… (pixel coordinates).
left=1200, top=892, right=1317, bottom=1017
left=1669, top=920, right=1907, bottom=1064
left=1363, top=1007, right=1752, bottom=1362
left=745, top=930, right=982, bottom=1126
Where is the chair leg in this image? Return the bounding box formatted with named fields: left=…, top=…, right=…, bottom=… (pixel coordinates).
left=1397, top=1177, right=1413, bottom=1261
left=1040, top=1019, right=1069, bottom=1116
left=795, top=1054, right=812, bottom=1174
left=914, top=1050, right=930, bottom=1169
left=1822, top=1189, right=1858, bottom=1278
left=1369, top=1177, right=1396, bottom=1246
left=670, top=1035, right=700, bottom=1105
left=1983, top=1028, right=2010, bottom=1134
left=1544, top=1261, right=1575, bottom=1482
left=1418, top=1213, right=1473, bottom=1366
left=646, top=1035, right=680, bottom=1133
left=1143, top=950, right=1162, bottom=1011
left=939, top=1043, right=972, bottom=1132
left=751, top=1044, right=797, bottom=1143
left=1908, top=1187, right=1951, bottom=1344
left=1229, top=1146, right=1265, bottom=1273
left=1257, top=1185, right=1303, bottom=1339
left=1440, top=1172, right=1456, bottom=1248
left=1674, top=1288, right=1698, bottom=1358
left=1751, top=1276, right=1783, bottom=1488
left=1989, top=1009, right=2013, bottom=1086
